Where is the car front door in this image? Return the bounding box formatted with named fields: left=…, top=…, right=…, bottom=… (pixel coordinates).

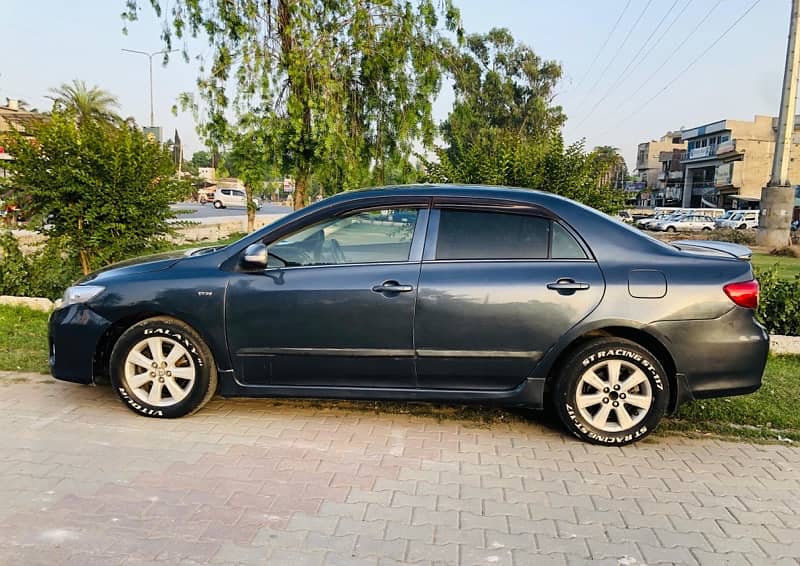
left=414, top=204, right=605, bottom=391
left=225, top=204, right=428, bottom=389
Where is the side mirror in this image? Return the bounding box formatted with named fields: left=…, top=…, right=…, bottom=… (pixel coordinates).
left=242, top=243, right=268, bottom=268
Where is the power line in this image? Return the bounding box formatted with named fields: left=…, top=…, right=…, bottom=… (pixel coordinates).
left=602, top=0, right=763, bottom=135
left=573, top=0, right=633, bottom=90
left=574, top=0, right=680, bottom=127
left=577, top=0, right=655, bottom=107
left=593, top=0, right=724, bottom=129
left=630, top=0, right=692, bottom=82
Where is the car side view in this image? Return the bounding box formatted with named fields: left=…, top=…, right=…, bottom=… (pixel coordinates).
left=49, top=185, right=769, bottom=445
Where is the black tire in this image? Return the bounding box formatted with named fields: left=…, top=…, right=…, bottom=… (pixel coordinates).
left=109, top=317, right=217, bottom=418
left=554, top=337, right=670, bottom=445
left=666, top=226, right=676, bottom=232
left=702, top=227, right=711, bottom=231
left=213, top=200, right=224, bottom=209
left=738, top=224, right=746, bottom=230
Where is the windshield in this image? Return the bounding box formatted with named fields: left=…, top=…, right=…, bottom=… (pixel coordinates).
left=731, top=213, right=744, bottom=221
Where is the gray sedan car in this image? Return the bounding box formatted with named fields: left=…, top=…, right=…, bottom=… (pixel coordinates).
left=49, top=185, right=768, bottom=445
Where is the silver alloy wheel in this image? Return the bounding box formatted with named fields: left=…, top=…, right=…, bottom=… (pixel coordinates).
left=123, top=337, right=196, bottom=407
left=575, top=359, right=653, bottom=432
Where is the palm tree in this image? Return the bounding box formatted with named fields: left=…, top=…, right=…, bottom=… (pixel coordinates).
left=593, top=145, right=627, bottom=189
left=47, top=80, right=121, bottom=125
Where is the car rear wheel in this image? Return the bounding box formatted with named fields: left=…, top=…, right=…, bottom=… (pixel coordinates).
left=666, top=226, right=676, bottom=232
left=110, top=317, right=217, bottom=418
left=554, top=338, right=669, bottom=445
left=213, top=200, right=224, bottom=209
left=702, top=227, right=711, bottom=231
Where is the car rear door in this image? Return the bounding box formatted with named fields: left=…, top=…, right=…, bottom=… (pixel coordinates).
left=414, top=202, right=605, bottom=391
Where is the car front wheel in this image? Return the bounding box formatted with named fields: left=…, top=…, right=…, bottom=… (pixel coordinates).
left=666, top=226, right=676, bottom=232
left=213, top=200, right=224, bottom=209
left=110, top=317, right=217, bottom=418
left=554, top=338, right=669, bottom=445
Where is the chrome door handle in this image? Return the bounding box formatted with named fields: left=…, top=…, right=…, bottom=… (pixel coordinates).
left=547, top=279, right=590, bottom=293
left=372, top=281, right=414, bottom=293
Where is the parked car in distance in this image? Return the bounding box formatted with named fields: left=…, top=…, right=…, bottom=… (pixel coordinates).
left=617, top=211, right=634, bottom=223
left=635, top=213, right=672, bottom=229
left=716, top=210, right=760, bottom=230
left=49, top=185, right=768, bottom=445
left=713, top=209, right=738, bottom=228
left=213, top=188, right=262, bottom=210
left=651, top=214, right=715, bottom=232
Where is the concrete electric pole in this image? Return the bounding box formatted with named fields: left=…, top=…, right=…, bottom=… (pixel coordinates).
left=758, top=0, right=800, bottom=248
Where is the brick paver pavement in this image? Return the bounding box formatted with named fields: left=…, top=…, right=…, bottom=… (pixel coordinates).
left=0, top=372, right=798, bottom=566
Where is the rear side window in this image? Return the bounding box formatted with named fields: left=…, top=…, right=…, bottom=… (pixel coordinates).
left=435, top=209, right=586, bottom=260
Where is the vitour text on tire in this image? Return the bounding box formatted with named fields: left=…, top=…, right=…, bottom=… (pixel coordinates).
left=554, top=338, right=669, bottom=446
left=109, top=317, right=217, bottom=418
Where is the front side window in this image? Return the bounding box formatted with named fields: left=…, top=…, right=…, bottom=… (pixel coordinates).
left=267, top=208, right=419, bottom=267
left=434, top=209, right=586, bottom=260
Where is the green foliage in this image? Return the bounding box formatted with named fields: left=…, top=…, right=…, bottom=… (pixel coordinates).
left=441, top=27, right=565, bottom=155
left=3, top=111, right=189, bottom=274
left=190, top=150, right=212, bottom=168
left=423, top=130, right=626, bottom=214
left=0, top=305, right=51, bottom=373
left=47, top=79, right=122, bottom=125
left=708, top=228, right=756, bottom=246
left=226, top=124, right=274, bottom=231
left=0, top=233, right=82, bottom=300
left=124, top=0, right=461, bottom=206
left=425, top=27, right=623, bottom=213
left=756, top=266, right=800, bottom=336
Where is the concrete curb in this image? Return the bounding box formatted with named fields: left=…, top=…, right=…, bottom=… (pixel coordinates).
left=770, top=334, right=800, bottom=355
left=0, top=295, right=53, bottom=312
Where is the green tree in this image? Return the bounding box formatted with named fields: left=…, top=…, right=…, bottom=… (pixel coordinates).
left=593, top=146, right=628, bottom=190
left=190, top=150, right=212, bottom=168
left=123, top=0, right=460, bottom=208
left=425, top=27, right=623, bottom=213
left=3, top=111, right=188, bottom=274
left=47, top=80, right=122, bottom=125
left=226, top=123, right=273, bottom=232
left=423, top=130, right=626, bottom=213
left=442, top=28, right=565, bottom=159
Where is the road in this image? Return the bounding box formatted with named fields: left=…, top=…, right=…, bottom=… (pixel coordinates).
left=170, top=202, right=292, bottom=224
left=1, top=372, right=798, bottom=565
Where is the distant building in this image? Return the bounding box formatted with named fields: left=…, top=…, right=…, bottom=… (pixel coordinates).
left=1, top=98, right=44, bottom=180
left=635, top=132, right=685, bottom=198
left=680, top=115, right=800, bottom=209
left=198, top=167, right=216, bottom=181
left=654, top=148, right=686, bottom=206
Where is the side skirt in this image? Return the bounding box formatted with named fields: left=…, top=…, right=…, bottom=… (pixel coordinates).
left=217, top=371, right=544, bottom=409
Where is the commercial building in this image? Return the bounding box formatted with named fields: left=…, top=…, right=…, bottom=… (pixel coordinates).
left=634, top=132, right=685, bottom=204
left=680, top=115, right=800, bottom=209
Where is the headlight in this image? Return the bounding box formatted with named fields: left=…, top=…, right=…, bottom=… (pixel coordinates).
left=58, top=285, right=105, bottom=308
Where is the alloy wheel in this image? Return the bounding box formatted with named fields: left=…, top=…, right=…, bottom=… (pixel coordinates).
left=123, top=337, right=196, bottom=407
left=574, top=359, right=653, bottom=432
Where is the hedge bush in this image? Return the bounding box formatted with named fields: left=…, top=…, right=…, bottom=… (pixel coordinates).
left=0, top=232, right=82, bottom=300
left=755, top=266, right=800, bottom=336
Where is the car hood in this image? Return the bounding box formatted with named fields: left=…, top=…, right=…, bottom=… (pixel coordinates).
left=79, top=249, right=192, bottom=283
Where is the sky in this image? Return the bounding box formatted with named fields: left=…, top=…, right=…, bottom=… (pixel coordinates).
left=1, top=0, right=790, bottom=169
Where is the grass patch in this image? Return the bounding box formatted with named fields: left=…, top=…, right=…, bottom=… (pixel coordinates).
left=665, top=355, right=800, bottom=442
left=0, top=305, right=50, bottom=373
left=751, top=252, right=800, bottom=279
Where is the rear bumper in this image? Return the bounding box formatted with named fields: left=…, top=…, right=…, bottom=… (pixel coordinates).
left=652, top=307, right=769, bottom=405
left=49, top=304, right=111, bottom=385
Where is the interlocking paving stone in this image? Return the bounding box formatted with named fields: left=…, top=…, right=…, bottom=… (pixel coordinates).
left=1, top=373, right=799, bottom=565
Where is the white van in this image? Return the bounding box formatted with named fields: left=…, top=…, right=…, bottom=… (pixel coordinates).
left=716, top=210, right=760, bottom=230
left=654, top=207, right=726, bottom=219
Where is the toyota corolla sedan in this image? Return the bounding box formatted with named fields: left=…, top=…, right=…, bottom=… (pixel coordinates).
left=50, top=185, right=768, bottom=445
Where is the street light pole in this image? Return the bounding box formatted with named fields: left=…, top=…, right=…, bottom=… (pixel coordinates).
left=121, top=48, right=177, bottom=127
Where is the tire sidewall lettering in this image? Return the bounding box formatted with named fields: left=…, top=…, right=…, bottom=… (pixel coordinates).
left=143, top=327, right=204, bottom=367
left=117, top=386, right=164, bottom=417
left=581, top=348, right=663, bottom=391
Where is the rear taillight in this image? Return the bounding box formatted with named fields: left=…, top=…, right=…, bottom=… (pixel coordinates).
left=723, top=280, right=759, bottom=309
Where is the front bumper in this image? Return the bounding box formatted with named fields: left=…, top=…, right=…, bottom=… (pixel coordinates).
left=49, top=304, right=112, bottom=384
left=652, top=307, right=769, bottom=403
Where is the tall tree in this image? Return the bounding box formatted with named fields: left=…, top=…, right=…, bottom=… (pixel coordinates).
left=226, top=122, right=273, bottom=232
left=441, top=27, right=565, bottom=160
left=593, top=146, right=628, bottom=189
left=190, top=150, right=212, bottom=168
left=47, top=80, right=122, bottom=125
left=123, top=0, right=460, bottom=208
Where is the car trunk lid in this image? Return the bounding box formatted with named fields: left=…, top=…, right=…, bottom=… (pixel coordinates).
left=671, top=240, right=752, bottom=260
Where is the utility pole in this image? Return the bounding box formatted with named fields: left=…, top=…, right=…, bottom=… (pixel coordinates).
left=121, top=49, right=177, bottom=127
left=758, top=0, right=800, bottom=248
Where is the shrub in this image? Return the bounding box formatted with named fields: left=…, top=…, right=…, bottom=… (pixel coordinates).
left=770, top=245, right=800, bottom=258
left=0, top=232, right=81, bottom=300
left=708, top=228, right=756, bottom=246
left=755, top=266, right=800, bottom=336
